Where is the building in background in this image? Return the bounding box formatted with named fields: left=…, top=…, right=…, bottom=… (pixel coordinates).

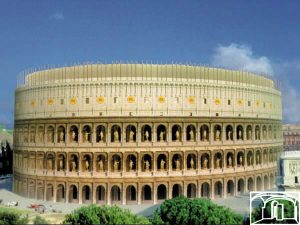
left=283, top=124, right=300, bottom=151
left=0, top=124, right=13, bottom=175
left=13, top=63, right=282, bottom=204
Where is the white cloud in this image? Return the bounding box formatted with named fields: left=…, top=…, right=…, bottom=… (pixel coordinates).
left=50, top=12, right=64, bottom=20
left=211, top=43, right=274, bottom=75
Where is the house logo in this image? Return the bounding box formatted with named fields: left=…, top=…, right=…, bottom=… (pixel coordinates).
left=250, top=192, right=300, bottom=225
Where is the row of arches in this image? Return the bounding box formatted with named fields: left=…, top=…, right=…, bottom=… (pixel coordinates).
left=14, top=174, right=275, bottom=204
left=14, top=148, right=279, bottom=172
left=15, top=123, right=281, bottom=144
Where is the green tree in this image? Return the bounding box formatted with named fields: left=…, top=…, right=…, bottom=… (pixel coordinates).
left=151, top=196, right=243, bottom=225
left=63, top=204, right=150, bottom=225
left=0, top=209, right=29, bottom=225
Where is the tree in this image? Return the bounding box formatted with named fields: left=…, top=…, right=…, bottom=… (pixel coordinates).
left=63, top=204, right=150, bottom=225
left=151, top=196, right=243, bottom=225
left=0, top=208, right=29, bottom=225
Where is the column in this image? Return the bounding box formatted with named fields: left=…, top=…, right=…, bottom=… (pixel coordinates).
left=53, top=184, right=57, bottom=202
left=137, top=184, right=141, bottom=205
left=107, top=184, right=111, bottom=205
left=153, top=183, right=157, bottom=204
left=92, top=184, right=96, bottom=204
left=122, top=184, right=126, bottom=205
left=78, top=185, right=82, bottom=204
left=223, top=180, right=227, bottom=198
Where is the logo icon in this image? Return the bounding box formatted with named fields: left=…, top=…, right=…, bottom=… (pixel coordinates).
left=250, top=191, right=300, bottom=225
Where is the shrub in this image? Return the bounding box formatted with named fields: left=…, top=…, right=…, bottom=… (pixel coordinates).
left=63, top=204, right=150, bottom=225
left=0, top=208, right=29, bottom=225
left=33, top=215, right=49, bottom=224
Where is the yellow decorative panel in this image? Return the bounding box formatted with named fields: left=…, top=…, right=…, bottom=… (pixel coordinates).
left=256, top=100, right=260, bottom=107
left=127, top=96, right=135, bottom=103
left=30, top=100, right=35, bottom=107
left=215, top=98, right=221, bottom=106
left=70, top=97, right=77, bottom=105
left=96, top=96, right=105, bottom=104
left=237, top=99, right=243, bottom=106
left=158, top=96, right=165, bottom=103
left=188, top=96, right=195, bottom=104
left=47, top=98, right=54, bottom=105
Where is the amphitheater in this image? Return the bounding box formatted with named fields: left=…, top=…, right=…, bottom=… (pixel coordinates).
left=13, top=63, right=282, bottom=205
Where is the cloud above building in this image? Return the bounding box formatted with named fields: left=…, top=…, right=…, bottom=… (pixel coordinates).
left=49, top=12, right=65, bottom=21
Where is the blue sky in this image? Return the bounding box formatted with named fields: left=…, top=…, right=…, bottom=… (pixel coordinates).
left=1, top=0, right=300, bottom=128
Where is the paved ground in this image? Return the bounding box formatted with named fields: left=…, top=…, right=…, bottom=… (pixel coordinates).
left=0, top=177, right=271, bottom=218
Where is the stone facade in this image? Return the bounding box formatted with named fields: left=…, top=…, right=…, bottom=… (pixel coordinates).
left=283, top=124, right=300, bottom=151
left=13, top=64, right=283, bottom=205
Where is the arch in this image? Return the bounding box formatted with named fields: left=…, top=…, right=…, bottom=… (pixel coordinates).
left=187, top=153, right=196, bottom=170
left=256, top=150, right=261, bottom=165
left=226, top=125, right=233, bottom=141
left=69, top=185, right=78, bottom=203
left=29, top=126, right=36, bottom=143
left=69, top=125, right=78, bottom=143
left=82, top=154, right=92, bottom=172
left=82, top=185, right=91, bottom=203
left=256, top=177, right=262, bottom=191
left=255, top=125, right=260, bottom=140
left=157, top=125, right=166, bottom=142
left=57, top=154, right=66, bottom=171
left=111, top=185, right=121, bottom=203
left=36, top=182, right=44, bottom=200
left=96, top=185, right=106, bottom=203
left=157, top=184, right=167, bottom=200
left=262, top=125, right=267, bottom=139
left=263, top=149, right=268, bottom=163
left=96, top=154, right=106, bottom=172
left=126, top=185, right=137, bottom=203
left=172, top=154, right=182, bottom=170
left=246, top=125, right=252, bottom=140
left=214, top=125, right=222, bottom=141
left=46, top=183, right=54, bottom=201
left=46, top=153, right=55, bottom=170
left=226, top=152, right=234, bottom=168
left=141, top=125, right=152, bottom=142
left=237, top=179, right=245, bottom=194
left=200, top=125, right=209, bottom=141
left=111, top=154, right=121, bottom=172
left=56, top=184, right=65, bottom=202
left=82, top=125, right=92, bottom=143
left=69, top=154, right=79, bottom=172
left=111, top=125, right=121, bottom=142
left=57, top=126, right=66, bottom=143
left=172, top=125, right=182, bottom=141
left=201, top=153, right=210, bottom=169
left=142, top=185, right=152, bottom=201
left=47, top=126, right=54, bottom=143
left=186, top=125, right=196, bottom=141
left=201, top=182, right=210, bottom=198
left=247, top=178, right=254, bottom=192
left=157, top=154, right=167, bottom=171
left=142, top=154, right=152, bottom=171
left=187, top=183, right=197, bottom=198
left=236, top=125, right=244, bottom=140
left=126, top=154, right=137, bottom=171
left=96, top=125, right=106, bottom=143
left=126, top=125, right=136, bottom=142
left=37, top=126, right=44, bottom=143
left=214, top=152, right=223, bottom=169
left=214, top=181, right=223, bottom=198
left=227, top=180, right=234, bottom=196
left=268, top=125, right=272, bottom=139
left=264, top=175, right=269, bottom=190
left=172, top=184, right=182, bottom=198
left=247, top=151, right=253, bottom=166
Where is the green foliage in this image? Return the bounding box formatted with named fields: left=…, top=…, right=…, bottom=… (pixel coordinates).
left=33, top=215, right=49, bottom=224
left=151, top=196, right=243, bottom=225
left=63, top=204, right=150, bottom=225
left=0, top=208, right=29, bottom=225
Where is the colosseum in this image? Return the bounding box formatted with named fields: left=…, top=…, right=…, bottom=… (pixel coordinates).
left=13, top=63, right=282, bottom=205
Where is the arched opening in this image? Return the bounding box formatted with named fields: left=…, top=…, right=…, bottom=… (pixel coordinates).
left=57, top=154, right=65, bottom=171
left=142, top=154, right=152, bottom=172
left=57, top=126, right=65, bottom=143
left=186, top=125, right=196, bottom=141
left=56, top=184, right=65, bottom=202
left=111, top=155, right=121, bottom=172
left=187, top=154, right=196, bottom=170
left=255, top=125, right=260, bottom=140
left=111, top=186, right=121, bottom=203
left=172, top=125, right=182, bottom=141
left=157, top=154, right=167, bottom=171
left=237, top=152, right=244, bottom=167
left=226, top=125, right=233, bottom=141
left=69, top=125, right=78, bottom=143
left=214, top=125, right=222, bottom=141
left=141, top=125, right=152, bottom=142
left=226, top=152, right=234, bottom=168
left=38, top=126, right=44, bottom=143
left=172, top=154, right=182, bottom=171
left=247, top=151, right=253, bottom=166
left=142, top=185, right=152, bottom=202
left=157, top=184, right=167, bottom=200
left=96, top=125, right=106, bottom=143
left=111, top=125, right=121, bottom=143
left=237, top=179, right=244, bottom=194
left=201, top=182, right=210, bottom=198
left=126, top=154, right=137, bottom=171
left=96, top=155, right=106, bottom=172
left=227, top=180, right=234, bottom=196
left=214, top=152, right=222, bottom=169
left=157, top=125, right=166, bottom=142
left=172, top=184, right=182, bottom=198
left=200, top=125, right=209, bottom=141
left=236, top=125, right=243, bottom=140
left=126, top=125, right=136, bottom=142
left=269, top=149, right=273, bottom=162
left=82, top=125, right=92, bottom=143
left=46, top=153, right=55, bottom=170
left=256, top=151, right=261, bottom=165
left=201, top=153, right=210, bottom=169
left=82, top=185, right=91, bottom=203
left=82, top=154, right=92, bottom=172
left=264, top=175, right=269, bottom=190
left=36, top=183, right=44, bottom=200
left=69, top=185, right=78, bottom=203
left=262, top=125, right=267, bottom=139
left=187, top=183, right=196, bottom=198
left=126, top=185, right=137, bottom=203
left=268, top=125, right=272, bottom=139
left=263, top=149, right=268, bottom=163
left=47, top=126, right=54, bottom=143
left=214, top=181, right=223, bottom=198
left=256, top=177, right=262, bottom=191
left=29, top=126, right=36, bottom=143
left=46, top=184, right=53, bottom=201
left=69, top=154, right=78, bottom=172
left=246, top=125, right=252, bottom=140
left=247, top=178, right=254, bottom=192
left=96, top=186, right=106, bottom=203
